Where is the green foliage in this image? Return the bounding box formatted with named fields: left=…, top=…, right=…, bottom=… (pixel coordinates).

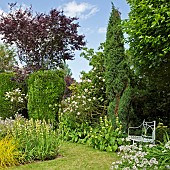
left=4, top=88, right=27, bottom=115
left=27, top=70, right=65, bottom=125
left=86, top=116, right=125, bottom=152
left=59, top=113, right=90, bottom=144
left=61, top=46, right=107, bottom=125
left=123, top=0, right=170, bottom=126
left=0, top=135, right=21, bottom=168
left=104, top=4, right=129, bottom=126
left=0, top=72, right=18, bottom=119
left=59, top=114, right=126, bottom=152
left=156, top=122, right=169, bottom=144
left=0, top=44, right=17, bottom=73
left=10, top=115, right=60, bottom=162
left=124, top=0, right=170, bottom=74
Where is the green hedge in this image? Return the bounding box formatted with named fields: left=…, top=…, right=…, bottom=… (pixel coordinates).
left=0, top=72, right=18, bottom=119
left=27, top=70, right=65, bottom=125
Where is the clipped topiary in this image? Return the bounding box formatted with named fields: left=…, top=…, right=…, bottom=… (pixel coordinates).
left=27, top=70, right=65, bottom=125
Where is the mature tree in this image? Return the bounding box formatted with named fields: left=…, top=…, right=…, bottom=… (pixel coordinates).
left=0, top=44, right=17, bottom=72
left=123, top=0, right=170, bottom=76
left=0, top=3, right=85, bottom=71
left=104, top=4, right=129, bottom=126
left=123, top=0, right=170, bottom=125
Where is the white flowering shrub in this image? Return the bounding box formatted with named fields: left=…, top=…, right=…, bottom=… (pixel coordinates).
left=5, top=88, right=27, bottom=115
left=61, top=46, right=108, bottom=125
left=111, top=141, right=170, bottom=170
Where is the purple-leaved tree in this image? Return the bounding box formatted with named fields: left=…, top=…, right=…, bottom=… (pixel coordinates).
left=0, top=3, right=85, bottom=71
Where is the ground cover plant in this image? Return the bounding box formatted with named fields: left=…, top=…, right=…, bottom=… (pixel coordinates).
left=111, top=141, right=170, bottom=170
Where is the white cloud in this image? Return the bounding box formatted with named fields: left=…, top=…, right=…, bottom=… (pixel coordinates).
left=98, top=27, right=107, bottom=34
left=59, top=1, right=99, bottom=19
left=0, top=8, right=6, bottom=16
left=78, top=27, right=94, bottom=35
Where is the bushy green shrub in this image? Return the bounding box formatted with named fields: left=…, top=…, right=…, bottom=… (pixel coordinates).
left=59, top=114, right=126, bottom=152
left=86, top=116, right=125, bottom=152
left=28, top=70, right=65, bottom=125
left=0, top=72, right=18, bottom=119
left=4, top=88, right=27, bottom=116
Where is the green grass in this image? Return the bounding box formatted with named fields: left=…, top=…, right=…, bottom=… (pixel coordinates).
left=7, top=142, right=119, bottom=170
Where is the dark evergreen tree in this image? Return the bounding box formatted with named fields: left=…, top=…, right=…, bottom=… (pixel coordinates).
left=104, top=4, right=129, bottom=127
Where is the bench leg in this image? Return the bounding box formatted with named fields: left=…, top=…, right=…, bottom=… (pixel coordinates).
left=132, top=140, right=135, bottom=145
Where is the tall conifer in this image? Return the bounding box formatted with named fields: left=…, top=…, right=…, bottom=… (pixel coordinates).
left=104, top=3, right=128, bottom=126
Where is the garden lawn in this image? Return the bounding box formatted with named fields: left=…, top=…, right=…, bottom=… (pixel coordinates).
left=7, top=142, right=119, bottom=170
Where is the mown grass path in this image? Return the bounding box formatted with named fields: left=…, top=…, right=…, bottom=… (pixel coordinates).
left=8, top=142, right=119, bottom=170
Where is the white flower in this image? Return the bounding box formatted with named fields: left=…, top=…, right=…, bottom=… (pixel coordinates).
left=132, top=165, right=137, bottom=170
left=114, top=165, right=119, bottom=169
left=84, top=89, right=88, bottom=92
left=77, top=112, right=80, bottom=115
left=83, top=101, right=86, bottom=104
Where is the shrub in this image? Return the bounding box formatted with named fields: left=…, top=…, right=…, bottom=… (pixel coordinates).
left=59, top=114, right=126, bottom=152
left=59, top=113, right=90, bottom=143
left=86, top=116, right=125, bottom=152
left=0, top=135, right=21, bottom=168
left=61, top=46, right=108, bottom=126
left=4, top=88, right=27, bottom=117
left=10, top=115, right=60, bottom=162
left=28, top=70, right=65, bottom=125
left=0, top=72, right=18, bottom=119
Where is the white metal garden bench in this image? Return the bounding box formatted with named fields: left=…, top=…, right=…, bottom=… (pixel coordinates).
left=127, top=120, right=156, bottom=145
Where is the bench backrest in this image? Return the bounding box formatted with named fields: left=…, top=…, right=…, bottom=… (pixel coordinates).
left=142, top=120, right=156, bottom=140
left=128, top=120, right=156, bottom=143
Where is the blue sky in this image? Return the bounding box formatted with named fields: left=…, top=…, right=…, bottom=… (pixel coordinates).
left=0, top=0, right=130, bottom=81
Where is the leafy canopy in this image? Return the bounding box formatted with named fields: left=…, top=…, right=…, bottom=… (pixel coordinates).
left=123, top=0, right=170, bottom=74
left=0, top=3, right=85, bottom=70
